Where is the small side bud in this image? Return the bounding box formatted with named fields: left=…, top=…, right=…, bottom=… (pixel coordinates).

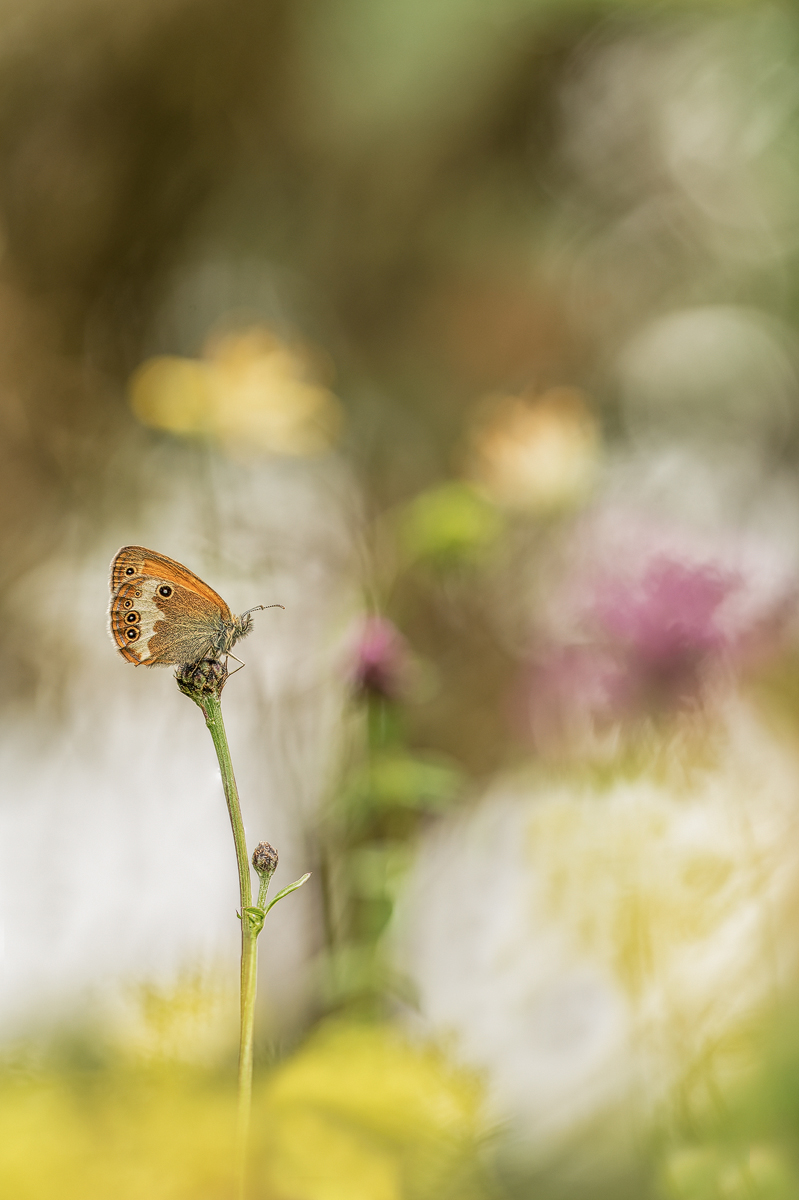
left=252, top=841, right=279, bottom=879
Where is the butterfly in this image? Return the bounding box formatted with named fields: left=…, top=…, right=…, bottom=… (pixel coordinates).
left=108, top=546, right=281, bottom=667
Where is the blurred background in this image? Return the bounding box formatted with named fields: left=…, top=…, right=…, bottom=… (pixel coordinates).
left=5, top=0, right=799, bottom=1196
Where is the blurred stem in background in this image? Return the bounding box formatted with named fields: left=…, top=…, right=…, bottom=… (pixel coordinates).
left=316, top=610, right=463, bottom=1012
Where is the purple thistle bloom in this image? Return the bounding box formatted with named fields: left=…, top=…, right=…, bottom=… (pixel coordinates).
left=349, top=615, right=408, bottom=701
left=592, top=557, right=736, bottom=708
left=522, top=555, right=764, bottom=753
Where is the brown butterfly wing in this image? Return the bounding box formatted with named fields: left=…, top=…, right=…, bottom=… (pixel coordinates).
left=110, top=546, right=233, bottom=617
left=110, top=575, right=230, bottom=666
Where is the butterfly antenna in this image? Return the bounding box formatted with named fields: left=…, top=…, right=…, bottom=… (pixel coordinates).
left=242, top=604, right=285, bottom=618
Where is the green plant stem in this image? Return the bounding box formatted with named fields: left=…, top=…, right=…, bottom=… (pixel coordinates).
left=256, top=870, right=271, bottom=912
left=200, top=692, right=256, bottom=1200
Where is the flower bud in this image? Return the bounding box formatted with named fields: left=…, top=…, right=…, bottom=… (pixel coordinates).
left=252, top=841, right=278, bottom=879
left=175, top=656, right=229, bottom=702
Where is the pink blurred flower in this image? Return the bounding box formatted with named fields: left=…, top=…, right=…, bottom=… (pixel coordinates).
left=523, top=644, right=631, bottom=753
left=523, top=546, right=795, bottom=754
left=348, top=615, right=409, bottom=701
left=592, top=557, right=736, bottom=708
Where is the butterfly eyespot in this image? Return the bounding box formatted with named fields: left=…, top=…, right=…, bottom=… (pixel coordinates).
left=158, top=585, right=173, bottom=598
left=135, top=590, right=142, bottom=597
left=125, top=567, right=135, bottom=575
left=126, top=628, right=139, bottom=641
left=123, top=599, right=133, bottom=609
left=125, top=611, right=140, bottom=624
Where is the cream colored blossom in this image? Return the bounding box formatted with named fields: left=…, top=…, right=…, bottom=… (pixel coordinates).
left=466, top=387, right=599, bottom=511
left=129, top=326, right=343, bottom=456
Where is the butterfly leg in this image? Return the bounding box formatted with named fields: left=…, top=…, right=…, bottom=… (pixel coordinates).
left=226, top=653, right=246, bottom=676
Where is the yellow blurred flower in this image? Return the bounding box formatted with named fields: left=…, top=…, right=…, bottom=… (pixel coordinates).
left=466, top=386, right=599, bottom=511
left=251, top=1020, right=489, bottom=1200
left=112, top=973, right=238, bottom=1066
left=0, top=1057, right=237, bottom=1200
left=0, top=1017, right=490, bottom=1200
left=128, top=326, right=343, bottom=456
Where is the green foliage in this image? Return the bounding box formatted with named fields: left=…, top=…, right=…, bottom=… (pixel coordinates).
left=342, top=749, right=463, bottom=828
left=656, top=1001, right=799, bottom=1200
left=660, top=1144, right=797, bottom=1200
left=398, top=483, right=503, bottom=569
left=264, top=872, right=312, bottom=916
left=241, top=905, right=266, bottom=935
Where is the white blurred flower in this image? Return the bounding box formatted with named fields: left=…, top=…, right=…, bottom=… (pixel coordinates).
left=394, top=702, right=799, bottom=1163
left=617, top=306, right=796, bottom=449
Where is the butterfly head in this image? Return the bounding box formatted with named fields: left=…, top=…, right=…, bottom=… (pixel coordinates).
left=224, top=604, right=285, bottom=655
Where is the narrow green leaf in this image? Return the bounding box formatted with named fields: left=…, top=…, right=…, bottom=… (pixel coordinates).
left=264, top=872, right=311, bottom=916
